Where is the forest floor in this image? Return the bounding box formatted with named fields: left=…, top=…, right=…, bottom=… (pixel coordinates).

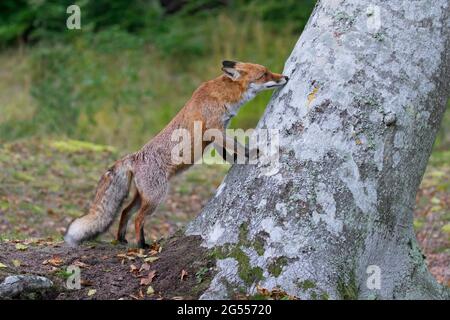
left=0, top=138, right=448, bottom=299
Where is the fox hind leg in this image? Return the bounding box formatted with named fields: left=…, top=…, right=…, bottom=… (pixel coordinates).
left=116, top=191, right=141, bottom=244
left=134, top=201, right=157, bottom=249
left=133, top=163, right=168, bottom=249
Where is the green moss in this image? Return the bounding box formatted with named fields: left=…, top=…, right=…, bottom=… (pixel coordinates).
left=408, top=239, right=427, bottom=263
left=49, top=139, right=115, bottom=153
left=210, top=222, right=265, bottom=286
left=337, top=269, right=359, bottom=300
left=238, top=223, right=249, bottom=243
left=0, top=200, right=10, bottom=211
left=252, top=232, right=268, bottom=256
left=12, top=171, right=35, bottom=182
left=253, top=238, right=265, bottom=256
left=248, top=293, right=270, bottom=300
left=268, top=257, right=288, bottom=277
left=441, top=223, right=450, bottom=234
left=232, top=247, right=263, bottom=286
left=373, top=32, right=385, bottom=41
left=298, top=279, right=316, bottom=291
left=319, top=292, right=329, bottom=300
left=296, top=279, right=329, bottom=300
left=413, top=218, right=425, bottom=231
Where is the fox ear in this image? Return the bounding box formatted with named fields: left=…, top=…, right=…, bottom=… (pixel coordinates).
left=221, top=61, right=240, bottom=80
left=222, top=67, right=241, bottom=80
left=222, top=60, right=237, bottom=68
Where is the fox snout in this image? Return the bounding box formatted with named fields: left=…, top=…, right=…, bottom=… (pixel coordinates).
left=264, top=74, right=289, bottom=89
left=278, top=75, right=289, bottom=85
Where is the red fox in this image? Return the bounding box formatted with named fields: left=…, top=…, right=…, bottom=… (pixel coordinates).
left=65, top=60, right=288, bottom=248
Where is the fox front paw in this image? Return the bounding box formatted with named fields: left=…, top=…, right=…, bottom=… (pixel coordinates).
left=117, top=238, right=128, bottom=245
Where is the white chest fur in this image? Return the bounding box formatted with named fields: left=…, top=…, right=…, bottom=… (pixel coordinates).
left=222, top=88, right=258, bottom=128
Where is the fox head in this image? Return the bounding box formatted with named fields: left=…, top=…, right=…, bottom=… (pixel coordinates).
left=221, top=60, right=288, bottom=92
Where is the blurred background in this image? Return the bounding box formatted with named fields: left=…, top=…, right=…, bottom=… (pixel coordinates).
left=0, top=0, right=448, bottom=285
left=0, top=0, right=317, bottom=149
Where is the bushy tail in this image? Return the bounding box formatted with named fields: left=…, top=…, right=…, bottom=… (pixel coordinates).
left=65, top=159, right=132, bottom=247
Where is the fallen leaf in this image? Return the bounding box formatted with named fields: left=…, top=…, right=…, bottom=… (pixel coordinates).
left=47, top=256, right=64, bottom=267
left=0, top=263, right=7, bottom=268
left=12, top=259, right=21, bottom=267
left=15, top=243, right=28, bottom=251
left=172, top=296, right=184, bottom=300
left=180, top=269, right=188, bottom=281
left=117, top=253, right=135, bottom=261
left=150, top=243, right=160, bottom=252
left=137, top=249, right=147, bottom=258
left=87, top=289, right=96, bottom=296
left=80, top=279, right=93, bottom=287
left=144, top=257, right=159, bottom=263
left=73, top=260, right=90, bottom=268
left=146, top=286, right=155, bottom=295
left=130, top=264, right=138, bottom=273
left=139, top=263, right=150, bottom=272
left=140, top=270, right=156, bottom=286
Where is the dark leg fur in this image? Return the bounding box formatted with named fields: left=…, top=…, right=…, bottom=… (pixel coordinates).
left=135, top=202, right=155, bottom=249
left=117, top=192, right=140, bottom=243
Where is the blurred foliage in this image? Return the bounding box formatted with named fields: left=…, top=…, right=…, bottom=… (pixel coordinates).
left=0, top=0, right=315, bottom=149
left=0, top=0, right=315, bottom=50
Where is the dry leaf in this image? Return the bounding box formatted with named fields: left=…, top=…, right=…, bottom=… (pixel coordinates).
left=0, top=262, right=7, bottom=268
left=139, top=263, right=150, bottom=272
left=137, top=249, right=147, bottom=258
left=144, top=257, right=159, bottom=263
left=130, top=264, right=138, bottom=273
left=12, top=259, right=21, bottom=267
left=47, top=256, right=64, bottom=267
left=15, top=243, right=28, bottom=251
left=73, top=260, right=90, bottom=268
left=150, top=243, right=160, bottom=252
left=87, top=289, right=96, bottom=296
left=117, top=253, right=135, bottom=261
left=180, top=269, right=188, bottom=281
left=80, top=279, right=93, bottom=287
left=140, top=270, right=156, bottom=286
left=146, top=286, right=155, bottom=295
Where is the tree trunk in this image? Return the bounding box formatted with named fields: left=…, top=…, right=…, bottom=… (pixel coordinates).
left=185, top=0, right=449, bottom=299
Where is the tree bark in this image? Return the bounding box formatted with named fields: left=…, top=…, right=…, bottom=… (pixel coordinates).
left=185, top=0, right=450, bottom=299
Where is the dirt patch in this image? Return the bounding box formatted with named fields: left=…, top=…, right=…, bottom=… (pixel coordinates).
left=0, top=234, right=215, bottom=300
left=151, top=233, right=215, bottom=299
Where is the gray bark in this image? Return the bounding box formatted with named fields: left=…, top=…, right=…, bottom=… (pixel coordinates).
left=186, top=0, right=450, bottom=299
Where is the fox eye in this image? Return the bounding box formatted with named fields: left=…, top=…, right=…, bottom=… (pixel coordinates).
left=257, top=72, right=266, bottom=80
